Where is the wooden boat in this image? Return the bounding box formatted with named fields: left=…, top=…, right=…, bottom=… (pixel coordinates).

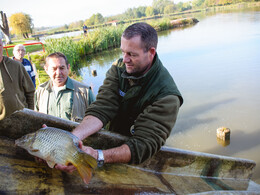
left=1, top=108, right=260, bottom=194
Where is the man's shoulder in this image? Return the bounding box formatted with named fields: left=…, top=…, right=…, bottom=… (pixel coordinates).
left=22, top=58, right=32, bottom=65
left=70, top=78, right=90, bottom=89
left=38, top=80, right=50, bottom=89
left=112, top=58, right=124, bottom=68
left=3, top=56, right=23, bottom=67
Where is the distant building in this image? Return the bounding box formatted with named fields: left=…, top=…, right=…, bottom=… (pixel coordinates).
left=106, top=20, right=120, bottom=26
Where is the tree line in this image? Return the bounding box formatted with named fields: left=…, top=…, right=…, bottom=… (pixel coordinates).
left=67, top=0, right=259, bottom=29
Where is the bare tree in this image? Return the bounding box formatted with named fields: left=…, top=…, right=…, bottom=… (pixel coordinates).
left=0, top=11, right=12, bottom=44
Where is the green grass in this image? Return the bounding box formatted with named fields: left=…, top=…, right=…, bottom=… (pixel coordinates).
left=24, top=52, right=49, bottom=87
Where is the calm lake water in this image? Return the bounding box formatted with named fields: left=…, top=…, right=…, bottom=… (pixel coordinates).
left=80, top=8, right=260, bottom=184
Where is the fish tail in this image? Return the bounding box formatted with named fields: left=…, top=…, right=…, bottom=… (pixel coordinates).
left=75, top=152, right=97, bottom=184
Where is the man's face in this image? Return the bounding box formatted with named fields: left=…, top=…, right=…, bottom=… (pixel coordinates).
left=121, top=36, right=155, bottom=76
left=13, top=46, right=25, bottom=61
left=45, top=57, right=70, bottom=87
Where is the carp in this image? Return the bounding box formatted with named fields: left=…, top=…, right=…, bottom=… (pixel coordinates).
left=0, top=94, right=5, bottom=120
left=15, top=127, right=97, bottom=184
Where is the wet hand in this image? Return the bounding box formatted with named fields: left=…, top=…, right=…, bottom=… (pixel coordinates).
left=54, top=141, right=97, bottom=173
left=55, top=163, right=77, bottom=173
left=79, top=141, right=98, bottom=159
left=53, top=141, right=84, bottom=173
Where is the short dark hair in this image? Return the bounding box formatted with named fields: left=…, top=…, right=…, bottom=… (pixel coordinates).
left=45, top=52, right=69, bottom=68
left=122, top=22, right=158, bottom=52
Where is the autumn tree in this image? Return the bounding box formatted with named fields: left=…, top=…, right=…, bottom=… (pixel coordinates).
left=9, top=12, right=33, bottom=39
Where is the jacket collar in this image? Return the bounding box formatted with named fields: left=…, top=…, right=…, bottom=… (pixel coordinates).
left=45, top=77, right=74, bottom=91
left=121, top=53, right=160, bottom=85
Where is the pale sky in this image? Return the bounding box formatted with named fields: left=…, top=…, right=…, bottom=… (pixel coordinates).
left=1, top=0, right=158, bottom=28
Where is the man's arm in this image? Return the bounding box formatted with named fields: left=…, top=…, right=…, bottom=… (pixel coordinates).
left=53, top=115, right=131, bottom=173
left=102, top=144, right=131, bottom=163
left=73, top=115, right=131, bottom=163
left=72, top=115, right=103, bottom=140
left=125, top=95, right=180, bottom=164
left=80, top=143, right=131, bottom=164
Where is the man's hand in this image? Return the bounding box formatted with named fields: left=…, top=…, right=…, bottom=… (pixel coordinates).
left=80, top=141, right=98, bottom=159
left=55, top=141, right=98, bottom=173
left=55, top=163, right=77, bottom=173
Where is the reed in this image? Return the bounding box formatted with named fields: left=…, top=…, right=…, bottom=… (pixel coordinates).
left=149, top=18, right=172, bottom=31
left=78, top=25, right=126, bottom=54
left=45, top=37, right=81, bottom=73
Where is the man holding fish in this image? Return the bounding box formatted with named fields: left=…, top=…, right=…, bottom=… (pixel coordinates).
left=56, top=22, right=183, bottom=171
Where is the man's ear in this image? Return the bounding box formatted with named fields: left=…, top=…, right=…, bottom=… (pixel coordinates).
left=149, top=47, right=156, bottom=55
left=44, top=65, right=48, bottom=73
left=149, top=47, right=156, bottom=60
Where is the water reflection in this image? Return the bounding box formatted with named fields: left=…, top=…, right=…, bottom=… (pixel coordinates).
left=81, top=48, right=121, bottom=95
left=172, top=98, right=236, bottom=134
left=81, top=48, right=122, bottom=69
left=216, top=138, right=230, bottom=147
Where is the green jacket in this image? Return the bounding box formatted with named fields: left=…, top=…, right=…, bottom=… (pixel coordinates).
left=0, top=56, right=35, bottom=118
left=86, top=54, right=183, bottom=164
left=35, top=77, right=95, bottom=122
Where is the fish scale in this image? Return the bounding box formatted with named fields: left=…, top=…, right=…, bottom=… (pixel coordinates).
left=15, top=126, right=97, bottom=184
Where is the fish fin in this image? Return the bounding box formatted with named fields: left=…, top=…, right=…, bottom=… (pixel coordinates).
left=74, top=153, right=98, bottom=184
left=29, top=145, right=39, bottom=153
left=30, top=149, right=39, bottom=152
left=46, top=160, right=56, bottom=168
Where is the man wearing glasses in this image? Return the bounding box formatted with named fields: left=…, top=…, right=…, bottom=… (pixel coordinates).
left=13, top=44, right=36, bottom=87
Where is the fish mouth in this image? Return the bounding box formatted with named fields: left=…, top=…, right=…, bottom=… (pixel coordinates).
left=15, top=139, right=21, bottom=146
left=15, top=137, right=25, bottom=147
